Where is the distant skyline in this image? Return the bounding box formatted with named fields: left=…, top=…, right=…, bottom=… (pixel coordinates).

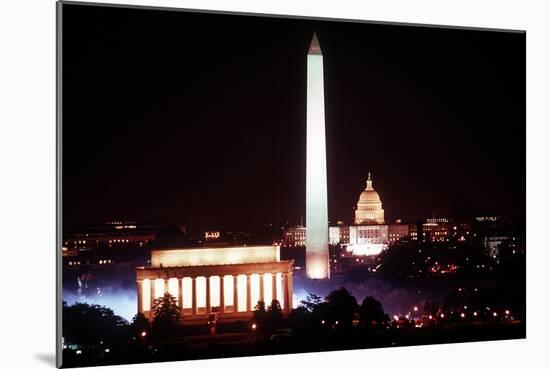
left=62, top=4, right=525, bottom=229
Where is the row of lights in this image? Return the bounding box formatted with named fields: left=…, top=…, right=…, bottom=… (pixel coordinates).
left=65, top=240, right=87, bottom=245
left=68, top=259, right=113, bottom=265
left=397, top=304, right=513, bottom=322
left=65, top=238, right=149, bottom=246
left=109, top=239, right=131, bottom=244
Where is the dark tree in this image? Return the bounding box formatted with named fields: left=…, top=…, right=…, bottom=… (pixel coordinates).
left=252, top=300, right=268, bottom=330
left=266, top=299, right=284, bottom=331
left=325, top=287, right=358, bottom=328
left=63, top=302, right=129, bottom=346
left=300, top=293, right=323, bottom=313
left=151, top=293, right=181, bottom=339
left=129, top=312, right=150, bottom=339
left=312, top=301, right=331, bottom=327
left=300, top=294, right=331, bottom=326
left=289, top=306, right=312, bottom=336
left=358, top=296, right=389, bottom=330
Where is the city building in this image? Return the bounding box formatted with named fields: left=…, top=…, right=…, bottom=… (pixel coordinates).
left=409, top=222, right=419, bottom=241
left=483, top=236, right=512, bottom=258
left=474, top=216, right=523, bottom=257
left=62, top=222, right=162, bottom=291
left=388, top=222, right=410, bottom=243
left=450, top=220, right=474, bottom=241
left=136, top=245, right=294, bottom=324
left=63, top=221, right=165, bottom=250
left=63, top=246, right=148, bottom=271
left=204, top=231, right=220, bottom=241
left=418, top=217, right=475, bottom=243
left=349, top=224, right=388, bottom=245
left=283, top=226, right=306, bottom=247
left=329, top=226, right=350, bottom=245
left=355, top=172, right=385, bottom=225
left=306, top=33, right=330, bottom=279
left=422, top=218, right=451, bottom=243
left=328, top=225, right=389, bottom=246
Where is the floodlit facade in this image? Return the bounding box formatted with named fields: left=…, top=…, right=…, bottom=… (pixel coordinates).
left=306, top=33, right=330, bottom=279
left=355, top=173, right=385, bottom=225
left=331, top=224, right=389, bottom=256
left=136, top=245, right=293, bottom=323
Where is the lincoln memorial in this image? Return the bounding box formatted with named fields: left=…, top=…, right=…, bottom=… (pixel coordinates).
left=136, top=245, right=294, bottom=323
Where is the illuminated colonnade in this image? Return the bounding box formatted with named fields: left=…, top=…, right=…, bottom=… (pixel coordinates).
left=137, top=271, right=292, bottom=319
left=136, top=246, right=294, bottom=322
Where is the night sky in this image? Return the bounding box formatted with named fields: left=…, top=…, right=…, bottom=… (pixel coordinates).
left=62, top=3, right=525, bottom=229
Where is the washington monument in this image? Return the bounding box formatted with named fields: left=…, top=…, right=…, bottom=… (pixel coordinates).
left=305, top=33, right=330, bottom=279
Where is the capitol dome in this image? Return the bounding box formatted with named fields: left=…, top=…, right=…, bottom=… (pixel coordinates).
left=358, top=186, right=381, bottom=204
left=354, top=173, right=385, bottom=225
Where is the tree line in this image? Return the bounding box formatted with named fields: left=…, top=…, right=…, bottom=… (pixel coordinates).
left=63, top=287, right=390, bottom=348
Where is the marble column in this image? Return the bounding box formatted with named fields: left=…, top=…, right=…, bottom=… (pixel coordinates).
left=191, top=277, right=197, bottom=315
left=149, top=279, right=155, bottom=314
left=283, top=273, right=290, bottom=312
left=137, top=280, right=143, bottom=314
left=288, top=271, right=293, bottom=311
left=271, top=273, right=277, bottom=305
left=233, top=275, right=238, bottom=313
left=219, top=276, right=225, bottom=313
left=246, top=274, right=251, bottom=312
left=259, top=274, right=265, bottom=303
left=178, top=278, right=183, bottom=309
left=206, top=276, right=211, bottom=314
left=164, top=278, right=169, bottom=298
